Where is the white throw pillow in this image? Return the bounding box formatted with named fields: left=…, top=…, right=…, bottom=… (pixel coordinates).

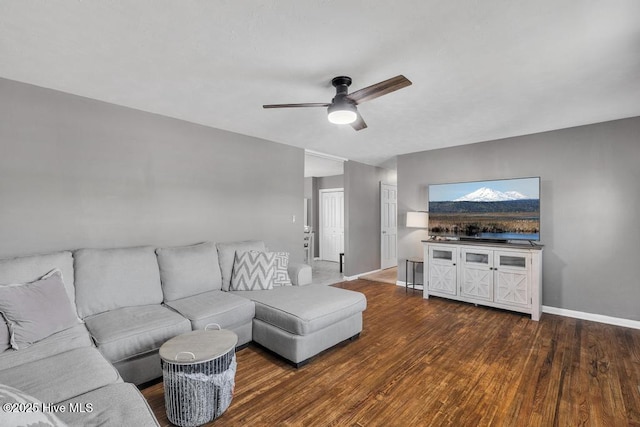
left=0, top=384, right=68, bottom=426
left=230, top=251, right=276, bottom=291
left=270, top=252, right=292, bottom=287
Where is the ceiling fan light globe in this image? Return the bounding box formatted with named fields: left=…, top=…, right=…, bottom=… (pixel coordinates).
left=328, top=109, right=357, bottom=124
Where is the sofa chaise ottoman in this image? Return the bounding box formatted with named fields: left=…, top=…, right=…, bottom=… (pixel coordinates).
left=232, top=284, right=366, bottom=366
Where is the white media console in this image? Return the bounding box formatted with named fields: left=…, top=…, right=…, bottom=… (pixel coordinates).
left=422, top=240, right=543, bottom=321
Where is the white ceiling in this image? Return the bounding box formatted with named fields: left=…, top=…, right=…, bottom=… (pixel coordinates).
left=1, top=1, right=639, bottom=167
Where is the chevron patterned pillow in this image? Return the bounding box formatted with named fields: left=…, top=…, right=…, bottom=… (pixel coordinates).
left=230, top=251, right=276, bottom=291
left=270, top=252, right=292, bottom=287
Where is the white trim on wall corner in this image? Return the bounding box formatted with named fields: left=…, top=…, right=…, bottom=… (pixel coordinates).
left=542, top=306, right=640, bottom=330
left=343, top=268, right=383, bottom=281
left=305, top=149, right=348, bottom=162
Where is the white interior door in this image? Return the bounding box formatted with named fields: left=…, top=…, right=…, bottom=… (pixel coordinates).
left=381, top=183, right=398, bottom=269
left=320, top=189, right=344, bottom=262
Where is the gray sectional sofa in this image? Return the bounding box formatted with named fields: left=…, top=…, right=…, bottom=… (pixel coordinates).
left=0, top=240, right=366, bottom=426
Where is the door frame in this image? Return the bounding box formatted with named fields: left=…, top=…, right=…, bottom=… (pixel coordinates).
left=319, top=187, right=344, bottom=261
left=380, top=182, right=398, bottom=269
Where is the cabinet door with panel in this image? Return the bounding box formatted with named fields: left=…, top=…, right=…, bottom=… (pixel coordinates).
left=428, top=246, right=458, bottom=296
left=460, top=248, right=494, bottom=301
left=493, top=251, right=531, bottom=307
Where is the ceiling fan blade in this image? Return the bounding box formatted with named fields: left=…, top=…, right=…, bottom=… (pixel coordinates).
left=263, top=103, right=330, bottom=109
left=350, top=112, right=368, bottom=131
left=346, top=75, right=412, bottom=105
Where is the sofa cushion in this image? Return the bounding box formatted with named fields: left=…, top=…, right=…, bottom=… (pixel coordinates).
left=84, top=305, right=191, bottom=363
left=74, top=246, right=163, bottom=318
left=0, top=384, right=68, bottom=427
left=0, top=324, right=92, bottom=371
left=231, top=285, right=367, bottom=335
left=0, top=250, right=76, bottom=315
left=272, top=252, right=292, bottom=287
left=57, top=383, right=160, bottom=427
left=156, top=242, right=222, bottom=301
left=0, top=269, right=80, bottom=349
left=216, top=240, right=266, bottom=291
left=230, top=251, right=276, bottom=291
left=0, top=346, right=121, bottom=404
left=165, top=290, right=255, bottom=331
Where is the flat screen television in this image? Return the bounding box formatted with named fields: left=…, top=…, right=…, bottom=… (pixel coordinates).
left=428, top=177, right=540, bottom=242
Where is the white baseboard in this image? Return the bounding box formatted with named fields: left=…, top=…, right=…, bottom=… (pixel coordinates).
left=343, top=268, right=383, bottom=281
left=542, top=306, right=640, bottom=330
left=391, top=284, right=639, bottom=329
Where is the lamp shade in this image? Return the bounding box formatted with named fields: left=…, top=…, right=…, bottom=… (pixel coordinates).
left=406, top=211, right=428, bottom=228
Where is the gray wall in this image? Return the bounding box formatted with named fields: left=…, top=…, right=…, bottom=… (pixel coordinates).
left=304, top=177, right=313, bottom=199
left=318, top=175, right=344, bottom=190
left=0, top=78, right=304, bottom=261
left=344, top=161, right=396, bottom=277
left=398, top=116, right=640, bottom=321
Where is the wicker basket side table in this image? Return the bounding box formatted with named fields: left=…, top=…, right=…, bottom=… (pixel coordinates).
left=159, top=327, right=238, bottom=427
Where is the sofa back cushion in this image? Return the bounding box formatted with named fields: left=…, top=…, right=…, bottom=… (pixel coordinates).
left=216, top=240, right=266, bottom=291
left=156, top=242, right=223, bottom=302
left=0, top=251, right=76, bottom=313
left=74, top=246, right=163, bottom=318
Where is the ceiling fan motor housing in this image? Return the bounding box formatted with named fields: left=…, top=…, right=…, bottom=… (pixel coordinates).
left=331, top=76, right=352, bottom=97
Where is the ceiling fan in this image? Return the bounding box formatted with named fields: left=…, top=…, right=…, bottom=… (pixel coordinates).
left=263, top=75, right=412, bottom=131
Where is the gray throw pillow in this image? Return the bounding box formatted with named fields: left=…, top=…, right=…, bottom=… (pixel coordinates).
left=216, top=241, right=266, bottom=291
left=0, top=269, right=79, bottom=350
left=230, top=251, right=276, bottom=291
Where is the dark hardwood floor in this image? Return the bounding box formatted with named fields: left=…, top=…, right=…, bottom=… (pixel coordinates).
left=141, top=280, right=640, bottom=426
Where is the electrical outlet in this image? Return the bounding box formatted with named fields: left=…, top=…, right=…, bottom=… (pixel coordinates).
left=292, top=215, right=296, bottom=223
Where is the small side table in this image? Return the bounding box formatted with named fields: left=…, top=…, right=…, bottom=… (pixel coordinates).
left=405, top=258, right=424, bottom=293
left=160, top=326, right=238, bottom=426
